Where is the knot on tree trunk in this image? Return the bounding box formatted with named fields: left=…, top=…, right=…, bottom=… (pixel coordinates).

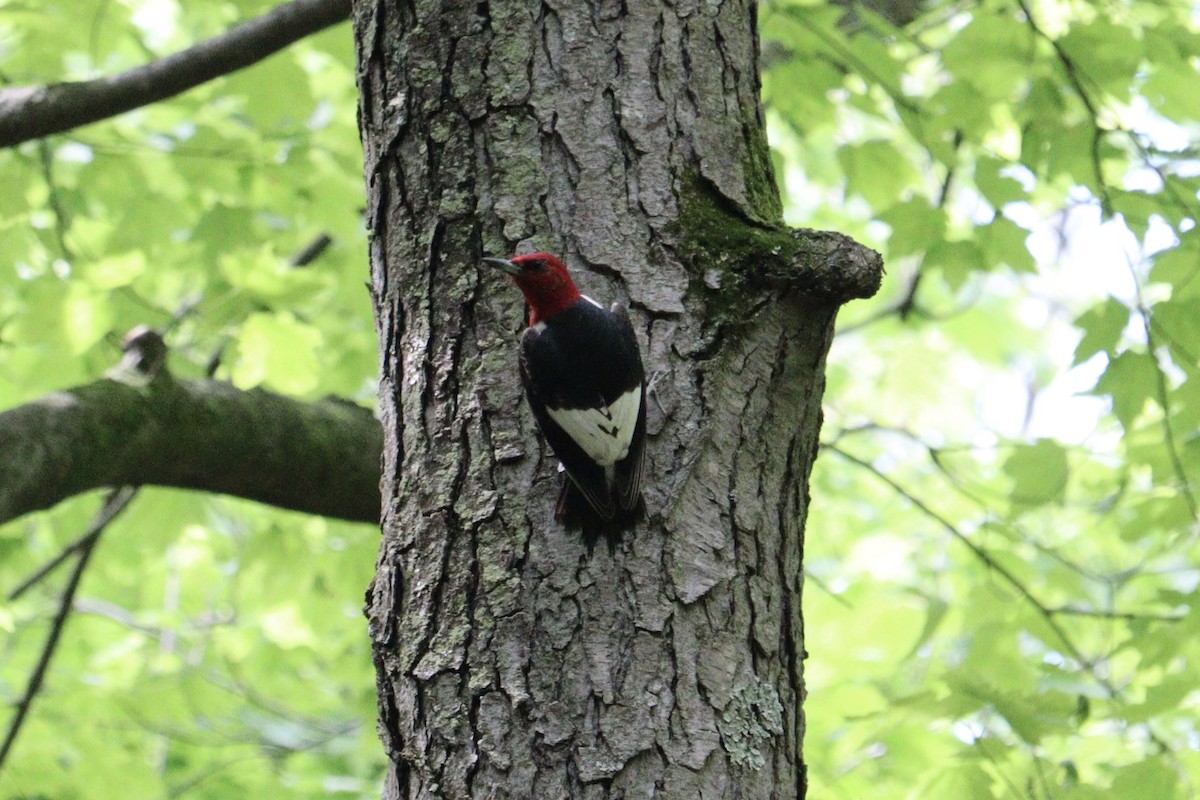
left=671, top=177, right=884, bottom=315
left=765, top=227, right=883, bottom=303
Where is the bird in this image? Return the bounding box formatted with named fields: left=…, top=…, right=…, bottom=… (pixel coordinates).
left=482, top=252, right=646, bottom=536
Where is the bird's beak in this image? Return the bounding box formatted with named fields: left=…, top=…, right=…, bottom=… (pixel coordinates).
left=481, top=257, right=521, bottom=276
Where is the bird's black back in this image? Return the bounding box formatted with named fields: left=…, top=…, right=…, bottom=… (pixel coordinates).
left=519, top=299, right=646, bottom=532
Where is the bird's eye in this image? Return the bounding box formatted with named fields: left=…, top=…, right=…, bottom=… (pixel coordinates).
left=522, top=258, right=544, bottom=271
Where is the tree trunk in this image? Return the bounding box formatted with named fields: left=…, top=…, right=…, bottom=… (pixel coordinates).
left=353, top=1, right=880, bottom=797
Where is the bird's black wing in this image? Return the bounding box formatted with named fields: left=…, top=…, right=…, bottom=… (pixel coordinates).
left=519, top=301, right=646, bottom=521
left=608, top=301, right=646, bottom=514
left=519, top=326, right=618, bottom=519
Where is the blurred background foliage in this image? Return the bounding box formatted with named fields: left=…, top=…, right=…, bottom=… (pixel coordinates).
left=0, top=0, right=1197, bottom=797
left=0, top=1, right=381, bottom=797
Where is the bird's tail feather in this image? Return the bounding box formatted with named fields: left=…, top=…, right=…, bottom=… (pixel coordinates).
left=554, top=479, right=643, bottom=551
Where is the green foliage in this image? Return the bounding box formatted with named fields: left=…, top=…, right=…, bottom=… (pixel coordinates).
left=763, top=0, right=1200, bottom=796
left=3, top=0, right=1199, bottom=797
left=0, top=2, right=379, bottom=798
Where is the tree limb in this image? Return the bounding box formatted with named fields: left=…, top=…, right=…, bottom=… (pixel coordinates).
left=0, top=0, right=352, bottom=149
left=0, top=372, right=382, bottom=526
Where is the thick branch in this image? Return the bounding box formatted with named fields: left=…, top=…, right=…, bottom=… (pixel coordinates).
left=0, top=374, right=381, bottom=526
left=774, top=228, right=884, bottom=302
left=674, top=179, right=883, bottom=308
left=0, top=0, right=352, bottom=149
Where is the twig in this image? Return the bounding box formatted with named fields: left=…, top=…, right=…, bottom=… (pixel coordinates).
left=74, top=598, right=234, bottom=639
left=0, top=486, right=137, bottom=772
left=827, top=444, right=1121, bottom=698
left=1101, top=249, right=1200, bottom=527
left=8, top=526, right=100, bottom=601
left=1047, top=604, right=1183, bottom=622
left=289, top=232, right=333, bottom=267
left=823, top=426, right=1166, bottom=602
left=1013, top=0, right=1113, bottom=215
left=802, top=570, right=855, bottom=609
left=774, top=6, right=921, bottom=114
left=1129, top=277, right=1199, bottom=524
left=35, top=139, right=73, bottom=260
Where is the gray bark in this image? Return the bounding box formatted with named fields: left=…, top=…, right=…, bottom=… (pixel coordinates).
left=354, top=0, right=881, bottom=797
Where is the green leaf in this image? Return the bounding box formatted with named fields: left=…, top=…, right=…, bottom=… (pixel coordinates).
left=222, top=53, right=315, bottom=130
left=1115, top=189, right=1174, bottom=238
left=1141, top=31, right=1200, bottom=121
left=941, top=13, right=1032, bottom=100
left=63, top=283, right=115, bottom=355
left=992, top=688, right=1077, bottom=744
left=1123, top=494, right=1194, bottom=541
left=220, top=246, right=328, bottom=304
left=837, top=140, right=919, bottom=208
left=231, top=311, right=323, bottom=395
left=1149, top=239, right=1200, bottom=298
left=879, top=199, right=947, bottom=259
left=925, top=239, right=986, bottom=290
left=1073, top=297, right=1129, bottom=364
left=914, top=763, right=997, bottom=800
left=1045, top=123, right=1108, bottom=194
left=1153, top=299, right=1200, bottom=353
left=1058, top=18, right=1143, bottom=98
left=1003, top=439, right=1069, bottom=507
left=764, top=59, right=843, bottom=131
left=260, top=604, right=319, bottom=650
left=974, top=157, right=1028, bottom=208
left=84, top=251, right=147, bottom=290
left=193, top=203, right=256, bottom=259
left=1094, top=351, right=1159, bottom=429
left=1125, top=672, right=1194, bottom=722
left=978, top=215, right=1034, bottom=273
left=1110, top=759, right=1178, bottom=800
left=922, top=82, right=997, bottom=147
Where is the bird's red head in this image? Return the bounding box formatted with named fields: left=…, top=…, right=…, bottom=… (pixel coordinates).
left=485, top=252, right=582, bottom=325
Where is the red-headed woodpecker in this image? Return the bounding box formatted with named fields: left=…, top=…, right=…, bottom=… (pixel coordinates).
left=483, top=253, right=646, bottom=529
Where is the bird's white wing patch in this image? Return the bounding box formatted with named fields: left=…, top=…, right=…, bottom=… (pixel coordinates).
left=546, top=386, right=642, bottom=466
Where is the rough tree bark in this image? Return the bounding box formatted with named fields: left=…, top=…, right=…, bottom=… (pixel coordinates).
left=354, top=1, right=880, bottom=798
left=0, top=371, right=381, bottom=526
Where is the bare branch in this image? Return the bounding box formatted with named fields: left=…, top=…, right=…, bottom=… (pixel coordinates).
left=0, top=487, right=136, bottom=772
left=1047, top=605, right=1183, bottom=623
left=0, top=0, right=352, bottom=148
left=8, top=526, right=99, bottom=602
left=1127, top=268, right=1199, bottom=524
